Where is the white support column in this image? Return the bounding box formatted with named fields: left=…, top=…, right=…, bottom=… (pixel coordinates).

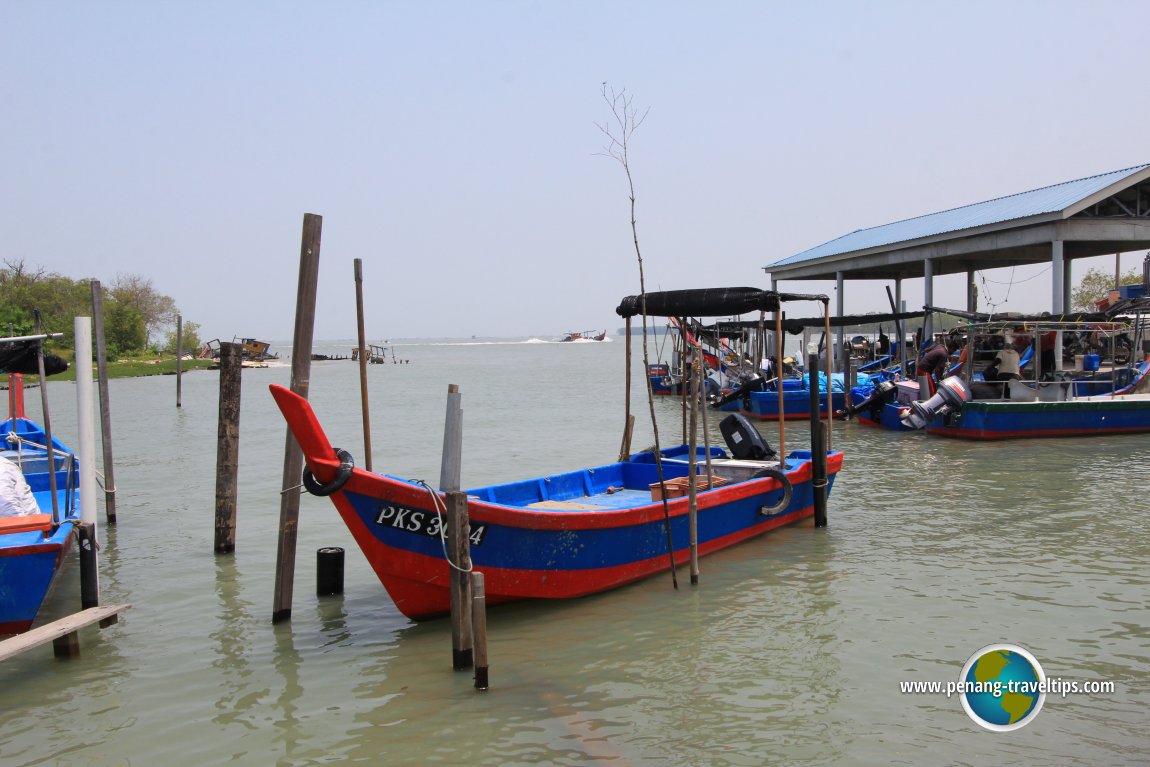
left=923, top=258, right=934, bottom=341
left=895, top=278, right=907, bottom=372
left=1063, top=257, right=1073, bottom=314
left=1052, top=239, right=1065, bottom=314
left=835, top=270, right=845, bottom=376
left=967, top=269, right=977, bottom=313
left=770, top=277, right=779, bottom=359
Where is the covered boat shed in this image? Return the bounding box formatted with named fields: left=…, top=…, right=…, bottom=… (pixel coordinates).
left=763, top=163, right=1150, bottom=365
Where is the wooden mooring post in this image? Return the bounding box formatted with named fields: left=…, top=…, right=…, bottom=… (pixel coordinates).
left=471, top=571, right=489, bottom=690
left=354, top=259, right=373, bottom=472
left=89, top=281, right=118, bottom=524
left=176, top=314, right=184, bottom=409
left=273, top=212, right=322, bottom=623
left=807, top=351, right=828, bottom=528
left=440, top=384, right=475, bottom=670
left=214, top=342, right=242, bottom=553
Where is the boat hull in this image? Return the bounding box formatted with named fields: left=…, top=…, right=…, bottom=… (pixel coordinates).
left=926, top=395, right=1150, bottom=439
left=742, top=388, right=844, bottom=421
left=331, top=453, right=840, bottom=619
left=270, top=384, right=843, bottom=620
left=0, top=417, right=80, bottom=635
left=0, top=529, right=74, bottom=634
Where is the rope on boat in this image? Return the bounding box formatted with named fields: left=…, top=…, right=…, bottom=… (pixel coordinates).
left=415, top=479, right=474, bottom=574
left=6, top=432, right=118, bottom=495
left=3, top=432, right=79, bottom=522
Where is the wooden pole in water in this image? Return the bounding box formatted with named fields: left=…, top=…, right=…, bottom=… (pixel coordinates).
left=354, top=259, right=373, bottom=472
left=440, top=384, right=473, bottom=669
left=808, top=349, right=828, bottom=527
left=679, top=322, right=688, bottom=443
left=273, top=212, right=322, bottom=623
left=89, top=282, right=118, bottom=525
left=774, top=308, right=785, bottom=461
left=618, top=317, right=634, bottom=461
left=447, top=490, right=473, bottom=670
left=176, top=314, right=183, bottom=409
left=77, top=522, right=99, bottom=609
left=823, top=303, right=834, bottom=452
left=440, top=384, right=462, bottom=492
left=471, top=570, right=489, bottom=690
left=32, top=311, right=59, bottom=521
left=214, top=342, right=242, bottom=553
left=687, top=352, right=700, bottom=585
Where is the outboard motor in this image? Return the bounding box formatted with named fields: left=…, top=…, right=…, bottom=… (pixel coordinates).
left=709, top=374, right=763, bottom=408
left=719, top=413, right=776, bottom=459
left=900, top=375, right=971, bottom=430
left=838, top=378, right=897, bottom=420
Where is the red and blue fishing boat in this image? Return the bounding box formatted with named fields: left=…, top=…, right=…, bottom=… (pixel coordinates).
left=741, top=374, right=850, bottom=421
left=897, top=316, right=1150, bottom=440
left=924, top=366, right=1150, bottom=439
left=0, top=338, right=79, bottom=635
left=272, top=288, right=843, bottom=620
left=0, top=417, right=80, bottom=634
left=273, top=385, right=840, bottom=619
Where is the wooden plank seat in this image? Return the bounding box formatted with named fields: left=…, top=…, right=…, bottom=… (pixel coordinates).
left=0, top=513, right=53, bottom=535
left=0, top=604, right=131, bottom=661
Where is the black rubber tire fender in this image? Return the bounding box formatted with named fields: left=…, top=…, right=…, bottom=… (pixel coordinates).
left=751, top=466, right=793, bottom=515
left=302, top=447, right=355, bottom=496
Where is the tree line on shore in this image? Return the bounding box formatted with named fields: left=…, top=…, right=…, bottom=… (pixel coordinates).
left=0, top=259, right=203, bottom=358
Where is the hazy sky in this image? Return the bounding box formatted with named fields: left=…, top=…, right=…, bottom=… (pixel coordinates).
left=5, top=1, right=1149, bottom=341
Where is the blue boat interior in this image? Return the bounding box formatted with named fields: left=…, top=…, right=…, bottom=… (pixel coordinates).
left=460, top=445, right=810, bottom=511
left=0, top=418, right=80, bottom=534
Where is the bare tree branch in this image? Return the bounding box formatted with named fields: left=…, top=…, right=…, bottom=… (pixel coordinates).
left=596, top=82, right=677, bottom=589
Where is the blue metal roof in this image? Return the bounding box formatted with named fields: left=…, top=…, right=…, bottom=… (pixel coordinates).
left=770, top=163, right=1150, bottom=267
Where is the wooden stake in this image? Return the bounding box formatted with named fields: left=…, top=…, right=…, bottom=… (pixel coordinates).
left=354, top=259, right=373, bottom=472
left=447, top=490, right=473, bottom=670
left=618, top=317, right=633, bottom=462
left=214, top=342, right=242, bottom=553
left=176, top=314, right=183, bottom=409
left=687, top=354, right=699, bottom=585
left=89, top=282, right=118, bottom=524
left=78, top=522, right=99, bottom=609
left=439, top=384, right=462, bottom=492
left=808, top=351, right=828, bottom=528
left=32, top=311, right=59, bottom=522
left=273, top=212, right=322, bottom=623
left=823, top=304, right=834, bottom=452
left=471, top=570, right=489, bottom=690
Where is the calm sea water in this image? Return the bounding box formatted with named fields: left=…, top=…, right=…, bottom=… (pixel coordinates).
left=2, top=337, right=1148, bottom=766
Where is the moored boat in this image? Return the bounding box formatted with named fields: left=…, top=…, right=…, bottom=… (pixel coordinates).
left=273, top=287, right=843, bottom=620
left=0, top=417, right=80, bottom=635
left=272, top=384, right=840, bottom=619
left=900, top=317, right=1150, bottom=439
